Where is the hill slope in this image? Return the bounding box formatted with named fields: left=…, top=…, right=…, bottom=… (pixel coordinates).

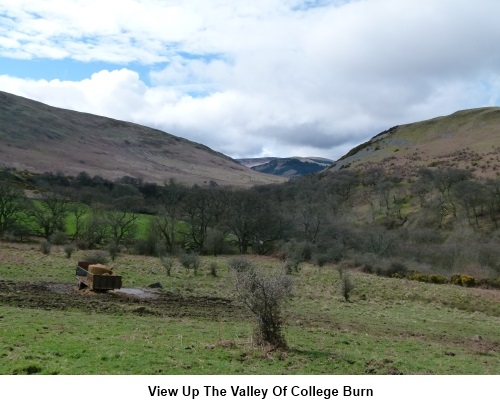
left=0, top=91, right=283, bottom=187
left=329, top=107, right=500, bottom=178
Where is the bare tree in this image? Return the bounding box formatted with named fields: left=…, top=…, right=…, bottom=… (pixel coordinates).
left=154, top=181, right=186, bottom=254
left=78, top=206, right=110, bottom=249
left=0, top=182, right=29, bottom=235
left=181, top=187, right=226, bottom=252
left=69, top=204, right=87, bottom=241
left=28, top=190, right=70, bottom=240
left=452, top=180, right=487, bottom=229
left=104, top=209, right=138, bottom=246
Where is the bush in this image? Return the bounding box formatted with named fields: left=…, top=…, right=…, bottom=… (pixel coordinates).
left=135, top=237, right=157, bottom=256
left=385, top=262, right=409, bottom=278
left=427, top=274, right=448, bottom=284
left=476, top=278, right=500, bottom=289
left=49, top=231, right=68, bottom=246
left=227, top=257, right=253, bottom=273
left=155, top=242, right=169, bottom=258
left=209, top=262, right=218, bottom=277
left=4, top=223, right=31, bottom=242
left=63, top=244, right=76, bottom=259
left=313, top=253, right=330, bottom=269
left=160, top=255, right=174, bottom=276
left=82, top=250, right=109, bottom=264
left=106, top=244, right=120, bottom=261
left=407, top=272, right=428, bottom=282
left=40, top=240, right=51, bottom=255
left=234, top=267, right=293, bottom=349
left=285, top=258, right=302, bottom=274
left=450, top=274, right=476, bottom=287
left=281, top=241, right=315, bottom=262
left=326, top=244, right=344, bottom=263
left=361, top=264, right=374, bottom=274
left=460, top=275, right=476, bottom=287
left=300, top=242, right=314, bottom=261
left=337, top=264, right=354, bottom=301
left=179, top=251, right=200, bottom=275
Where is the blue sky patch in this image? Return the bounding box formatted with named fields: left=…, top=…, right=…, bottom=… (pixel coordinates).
left=0, top=57, right=159, bottom=85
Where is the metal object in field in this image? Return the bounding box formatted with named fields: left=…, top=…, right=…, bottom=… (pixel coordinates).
left=76, top=261, right=122, bottom=291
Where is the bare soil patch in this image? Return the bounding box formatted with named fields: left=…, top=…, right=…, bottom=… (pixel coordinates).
left=0, top=280, right=247, bottom=320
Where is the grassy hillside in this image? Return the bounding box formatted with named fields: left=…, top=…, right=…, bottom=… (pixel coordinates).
left=330, top=107, right=500, bottom=178
left=0, top=91, right=283, bottom=187
left=0, top=242, right=499, bottom=374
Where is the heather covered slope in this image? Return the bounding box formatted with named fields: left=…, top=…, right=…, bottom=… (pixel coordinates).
left=329, top=107, right=500, bottom=178
left=0, top=91, right=283, bottom=187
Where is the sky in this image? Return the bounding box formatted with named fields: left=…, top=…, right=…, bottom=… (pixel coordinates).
left=1, top=0, right=500, bottom=160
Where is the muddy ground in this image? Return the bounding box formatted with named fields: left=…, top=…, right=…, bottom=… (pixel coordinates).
left=0, top=280, right=248, bottom=320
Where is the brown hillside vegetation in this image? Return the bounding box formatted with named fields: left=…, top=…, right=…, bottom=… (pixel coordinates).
left=0, top=91, right=283, bottom=187
left=330, top=107, right=500, bottom=179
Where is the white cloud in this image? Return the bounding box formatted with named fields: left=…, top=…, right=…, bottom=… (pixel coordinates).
left=1, top=0, right=500, bottom=159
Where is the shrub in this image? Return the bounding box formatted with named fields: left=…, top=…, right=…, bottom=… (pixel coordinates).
left=460, top=275, right=476, bottom=287
left=208, top=262, right=218, bottom=277
left=234, top=267, right=293, bottom=349
left=82, top=250, right=109, bottom=264
left=407, top=272, right=428, bottom=282
left=313, top=253, right=330, bottom=270
left=106, top=244, right=120, bottom=261
left=385, top=262, right=409, bottom=278
left=300, top=242, right=314, bottom=261
left=40, top=241, right=51, bottom=255
left=135, top=237, right=157, bottom=256
left=326, top=244, right=345, bottom=263
left=49, top=231, right=68, bottom=246
left=338, top=265, right=354, bottom=301
left=477, top=278, right=500, bottom=289
left=427, top=274, right=448, bottom=284
left=160, top=255, right=174, bottom=276
left=179, top=251, right=200, bottom=275
left=227, top=256, right=253, bottom=273
left=155, top=242, right=169, bottom=258
left=450, top=274, right=476, bottom=287
left=63, top=244, right=76, bottom=259
left=361, top=264, right=374, bottom=274
left=285, top=258, right=302, bottom=274
left=280, top=238, right=314, bottom=264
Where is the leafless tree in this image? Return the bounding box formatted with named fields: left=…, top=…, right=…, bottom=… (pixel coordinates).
left=0, top=182, right=29, bottom=235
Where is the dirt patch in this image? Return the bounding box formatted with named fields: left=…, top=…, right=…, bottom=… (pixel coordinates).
left=0, top=280, right=248, bottom=320
left=114, top=288, right=158, bottom=300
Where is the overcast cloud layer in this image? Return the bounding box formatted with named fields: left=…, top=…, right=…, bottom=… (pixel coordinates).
left=1, top=0, right=500, bottom=159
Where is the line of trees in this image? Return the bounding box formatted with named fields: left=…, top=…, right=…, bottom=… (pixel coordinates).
left=2, top=166, right=500, bottom=277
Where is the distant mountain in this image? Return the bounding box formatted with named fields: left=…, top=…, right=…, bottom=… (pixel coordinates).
left=239, top=157, right=334, bottom=177
left=329, top=107, right=500, bottom=179
left=236, top=157, right=279, bottom=168
left=0, top=91, right=284, bottom=187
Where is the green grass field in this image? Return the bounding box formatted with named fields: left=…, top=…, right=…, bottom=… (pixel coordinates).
left=0, top=242, right=499, bottom=375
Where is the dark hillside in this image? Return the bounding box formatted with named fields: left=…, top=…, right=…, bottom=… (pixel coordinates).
left=0, top=91, right=283, bottom=187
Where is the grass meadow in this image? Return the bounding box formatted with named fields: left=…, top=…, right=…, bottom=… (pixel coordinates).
left=1, top=242, right=499, bottom=375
